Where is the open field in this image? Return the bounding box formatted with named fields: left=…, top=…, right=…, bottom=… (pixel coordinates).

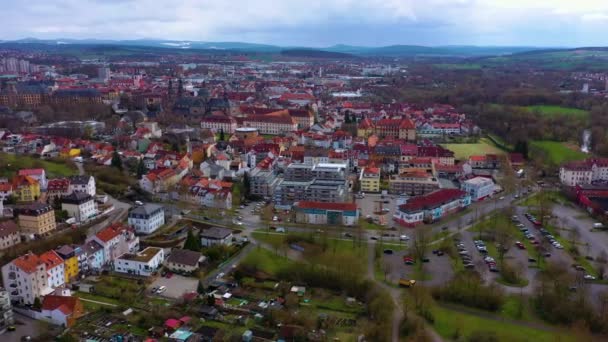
left=529, top=141, right=587, bottom=165
left=525, top=105, right=589, bottom=119
left=433, top=304, right=576, bottom=342
left=442, top=138, right=506, bottom=160
left=0, top=153, right=78, bottom=178
left=241, top=247, right=293, bottom=275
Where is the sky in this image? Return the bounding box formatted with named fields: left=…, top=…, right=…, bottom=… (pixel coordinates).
left=2, top=0, right=608, bottom=47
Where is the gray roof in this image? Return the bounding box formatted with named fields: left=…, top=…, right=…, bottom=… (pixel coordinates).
left=129, top=203, right=164, bottom=216
left=69, top=175, right=93, bottom=185
left=166, top=248, right=203, bottom=267
left=62, top=192, right=94, bottom=205
left=82, top=240, right=103, bottom=254
left=200, top=227, right=232, bottom=240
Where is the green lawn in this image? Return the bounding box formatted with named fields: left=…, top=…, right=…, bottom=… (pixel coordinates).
left=529, top=141, right=587, bottom=165
left=442, top=139, right=506, bottom=160
left=433, top=305, right=575, bottom=342
left=0, top=153, right=77, bottom=178
left=241, top=247, right=293, bottom=276
left=525, top=105, right=589, bottom=119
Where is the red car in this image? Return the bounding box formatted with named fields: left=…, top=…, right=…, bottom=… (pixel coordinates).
left=515, top=242, right=525, bottom=249
left=165, top=272, right=173, bottom=278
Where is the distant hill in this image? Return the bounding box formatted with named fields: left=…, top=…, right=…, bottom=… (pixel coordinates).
left=280, top=49, right=354, bottom=59
left=0, top=38, right=547, bottom=57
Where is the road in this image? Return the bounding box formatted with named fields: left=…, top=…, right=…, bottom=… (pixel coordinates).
left=551, top=204, right=608, bottom=260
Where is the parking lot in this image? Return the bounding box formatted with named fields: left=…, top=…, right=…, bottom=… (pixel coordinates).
left=381, top=245, right=454, bottom=286
left=4, top=313, right=41, bottom=342
left=355, top=193, right=399, bottom=225
left=148, top=274, right=198, bottom=299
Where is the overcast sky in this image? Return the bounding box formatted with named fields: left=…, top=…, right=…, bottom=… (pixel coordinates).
left=2, top=0, right=608, bottom=47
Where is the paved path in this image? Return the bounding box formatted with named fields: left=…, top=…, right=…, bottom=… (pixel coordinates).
left=78, top=298, right=117, bottom=307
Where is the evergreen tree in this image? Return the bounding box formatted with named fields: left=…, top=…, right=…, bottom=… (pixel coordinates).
left=183, top=229, right=201, bottom=251
left=243, top=172, right=251, bottom=199
left=111, top=150, right=123, bottom=171
left=136, top=158, right=146, bottom=179
left=177, top=78, right=183, bottom=98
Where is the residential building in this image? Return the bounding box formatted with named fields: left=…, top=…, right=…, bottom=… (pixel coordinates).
left=0, top=182, right=13, bottom=203
left=417, top=145, right=455, bottom=165
left=356, top=118, right=416, bottom=141
left=16, top=203, right=56, bottom=236
left=89, top=223, right=139, bottom=265
left=164, top=249, right=205, bottom=274
left=200, top=114, right=237, bottom=133
left=293, top=201, right=359, bottom=226
left=274, top=163, right=348, bottom=207
left=39, top=250, right=65, bottom=289
left=389, top=170, right=440, bottom=196
left=559, top=158, right=608, bottom=187
left=128, top=203, right=165, bottom=234
left=288, top=109, right=314, bottom=129
left=250, top=165, right=279, bottom=197
left=393, top=189, right=471, bottom=227
left=68, top=175, right=96, bottom=197
left=1, top=253, right=50, bottom=305
left=55, top=245, right=79, bottom=283
left=46, top=178, right=70, bottom=202
left=81, top=240, right=104, bottom=272
left=114, top=247, right=164, bottom=277
left=200, top=227, right=233, bottom=247
left=41, top=295, right=84, bottom=327
left=0, top=289, right=14, bottom=332
left=18, top=169, right=47, bottom=190
left=0, top=221, right=20, bottom=251
left=461, top=177, right=495, bottom=201
left=359, top=167, right=380, bottom=193
left=243, top=110, right=298, bottom=135
left=61, top=192, right=97, bottom=223
left=12, top=175, right=40, bottom=202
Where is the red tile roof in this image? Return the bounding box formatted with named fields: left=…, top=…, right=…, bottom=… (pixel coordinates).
left=39, top=250, right=64, bottom=270
left=13, top=253, right=43, bottom=274
left=95, top=223, right=127, bottom=243
left=42, top=295, right=80, bottom=315
left=399, top=189, right=467, bottom=213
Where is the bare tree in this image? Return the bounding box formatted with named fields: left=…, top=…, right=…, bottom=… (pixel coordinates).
left=412, top=228, right=431, bottom=263
left=495, top=221, right=514, bottom=266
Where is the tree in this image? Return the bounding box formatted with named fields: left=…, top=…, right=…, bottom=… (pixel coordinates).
left=136, top=158, right=146, bottom=179
left=33, top=297, right=42, bottom=310
left=111, top=150, right=122, bottom=171
left=197, top=280, right=205, bottom=294
left=494, top=221, right=514, bottom=265
left=183, top=230, right=201, bottom=252
left=219, top=128, right=225, bottom=141
left=412, top=228, right=430, bottom=262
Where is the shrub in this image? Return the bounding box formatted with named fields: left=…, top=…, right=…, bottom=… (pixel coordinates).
left=431, top=273, right=505, bottom=311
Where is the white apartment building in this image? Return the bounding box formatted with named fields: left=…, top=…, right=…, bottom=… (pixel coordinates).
left=1, top=253, right=51, bottom=305
left=39, top=250, right=65, bottom=289
left=127, top=203, right=165, bottom=234
left=68, top=175, right=96, bottom=197
left=114, top=247, right=164, bottom=277
left=559, top=158, right=608, bottom=187
left=61, top=192, right=97, bottom=223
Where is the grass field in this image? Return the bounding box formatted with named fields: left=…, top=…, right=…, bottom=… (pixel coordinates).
left=433, top=305, right=575, bottom=342
left=525, top=105, right=589, bottom=119
left=241, top=247, right=293, bottom=275
left=442, top=138, right=506, bottom=160
left=0, top=153, right=77, bottom=178
left=529, top=141, right=588, bottom=165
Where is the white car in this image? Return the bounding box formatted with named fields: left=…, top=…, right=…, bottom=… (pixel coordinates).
left=584, top=274, right=596, bottom=280
left=499, top=196, right=505, bottom=200
left=399, top=235, right=410, bottom=241
left=272, top=216, right=278, bottom=222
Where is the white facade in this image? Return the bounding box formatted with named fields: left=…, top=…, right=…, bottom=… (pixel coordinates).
left=461, top=177, right=495, bottom=201
left=114, top=247, right=164, bottom=277
left=46, top=263, right=65, bottom=289
left=559, top=168, right=592, bottom=187
left=61, top=199, right=97, bottom=223
left=68, top=176, right=96, bottom=197
left=1, top=254, right=50, bottom=305
left=127, top=204, right=165, bottom=234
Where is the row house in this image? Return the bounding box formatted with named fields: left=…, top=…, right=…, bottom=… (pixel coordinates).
left=418, top=145, right=455, bottom=165
left=185, top=187, right=233, bottom=209
left=16, top=203, right=56, bottom=237
left=139, top=168, right=179, bottom=193
left=469, top=154, right=501, bottom=169
left=39, top=250, right=65, bottom=289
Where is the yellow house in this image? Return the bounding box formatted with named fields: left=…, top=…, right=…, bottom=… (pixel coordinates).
left=359, top=167, right=381, bottom=193
left=357, top=118, right=374, bottom=138
left=12, top=175, right=40, bottom=202
left=55, top=245, right=79, bottom=283
left=17, top=203, right=57, bottom=236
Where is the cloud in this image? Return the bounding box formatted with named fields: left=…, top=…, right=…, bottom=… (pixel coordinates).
left=1, top=0, right=608, bottom=46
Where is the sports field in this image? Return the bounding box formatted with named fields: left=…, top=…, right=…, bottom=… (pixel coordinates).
left=529, top=140, right=588, bottom=165
left=442, top=139, right=506, bottom=160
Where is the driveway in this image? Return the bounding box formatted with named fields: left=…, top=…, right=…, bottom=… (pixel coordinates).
left=148, top=274, right=198, bottom=299
left=3, top=313, right=41, bottom=342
